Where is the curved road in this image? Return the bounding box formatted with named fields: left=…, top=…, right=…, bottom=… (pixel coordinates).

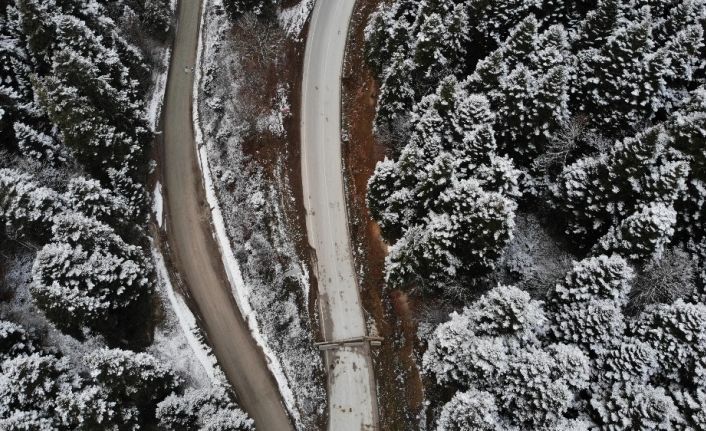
left=161, top=1, right=293, bottom=430
left=302, top=1, right=379, bottom=430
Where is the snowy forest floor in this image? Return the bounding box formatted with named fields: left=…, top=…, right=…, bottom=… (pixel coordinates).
left=340, top=0, right=425, bottom=428
left=193, top=0, right=325, bottom=429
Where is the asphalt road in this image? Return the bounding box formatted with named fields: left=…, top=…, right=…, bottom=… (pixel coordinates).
left=301, top=1, right=379, bottom=430
left=161, top=1, right=293, bottom=430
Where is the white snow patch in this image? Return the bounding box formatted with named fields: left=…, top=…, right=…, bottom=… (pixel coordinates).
left=153, top=181, right=164, bottom=228
left=150, top=244, right=226, bottom=387
left=278, top=0, right=314, bottom=38
left=193, top=0, right=301, bottom=426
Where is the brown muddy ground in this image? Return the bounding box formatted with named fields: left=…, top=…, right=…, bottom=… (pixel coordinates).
left=341, top=1, right=425, bottom=429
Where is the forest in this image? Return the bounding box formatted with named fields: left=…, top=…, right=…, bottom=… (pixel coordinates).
left=365, top=0, right=706, bottom=429
left=0, top=0, right=263, bottom=429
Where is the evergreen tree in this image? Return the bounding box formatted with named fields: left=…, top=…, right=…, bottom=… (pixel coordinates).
left=435, top=389, right=504, bottom=431
left=589, top=382, right=681, bottom=430
left=549, top=255, right=634, bottom=307
left=0, top=353, right=71, bottom=424
left=157, top=387, right=254, bottom=431
left=86, top=348, right=179, bottom=422
left=595, top=203, right=678, bottom=263
left=630, top=300, right=706, bottom=383
left=553, top=126, right=689, bottom=244
left=66, top=176, right=134, bottom=236
left=223, top=0, right=278, bottom=21
left=0, top=321, right=35, bottom=362
left=575, top=16, right=671, bottom=135
left=141, top=0, right=172, bottom=41
left=31, top=213, right=152, bottom=337
left=364, top=0, right=418, bottom=76
left=0, top=168, right=63, bottom=241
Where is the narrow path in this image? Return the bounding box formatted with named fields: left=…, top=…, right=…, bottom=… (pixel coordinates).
left=161, top=1, right=293, bottom=429
left=301, top=1, right=379, bottom=430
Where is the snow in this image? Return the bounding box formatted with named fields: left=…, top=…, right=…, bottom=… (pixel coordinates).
left=150, top=245, right=225, bottom=388
left=146, top=45, right=172, bottom=132
left=278, top=0, right=314, bottom=38
left=192, top=0, right=301, bottom=426
left=153, top=181, right=164, bottom=228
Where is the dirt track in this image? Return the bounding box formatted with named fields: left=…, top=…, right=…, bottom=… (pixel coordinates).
left=161, top=1, right=293, bottom=429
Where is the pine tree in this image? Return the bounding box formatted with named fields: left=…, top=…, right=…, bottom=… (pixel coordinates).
left=31, top=213, right=152, bottom=337
left=549, top=255, right=634, bottom=307
left=595, top=203, right=677, bottom=263
left=374, top=53, right=417, bottom=133
left=86, top=348, right=179, bottom=420
left=0, top=353, right=71, bottom=424
left=435, top=389, right=504, bottom=431
left=498, top=346, right=585, bottom=428
left=575, top=16, right=671, bottom=135
left=385, top=179, right=516, bottom=287
left=462, top=284, right=545, bottom=338
left=55, top=385, right=120, bottom=431
left=157, top=387, right=254, bottom=431
left=596, top=339, right=659, bottom=385
left=0, top=321, right=35, bottom=362
left=411, top=5, right=470, bottom=81
left=589, top=382, right=681, bottom=430
left=668, top=87, right=706, bottom=243
left=0, top=168, right=63, bottom=241
left=141, top=0, right=172, bottom=41
left=630, top=300, right=706, bottom=383
left=573, top=0, right=622, bottom=49
left=553, top=126, right=689, bottom=244
left=223, top=0, right=278, bottom=21
left=66, top=176, right=133, bottom=235
left=550, top=299, right=626, bottom=352
left=364, top=0, right=418, bottom=76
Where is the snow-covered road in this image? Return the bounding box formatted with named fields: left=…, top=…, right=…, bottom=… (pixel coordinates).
left=301, top=1, right=379, bottom=430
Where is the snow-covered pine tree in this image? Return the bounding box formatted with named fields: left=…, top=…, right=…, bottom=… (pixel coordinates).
left=141, top=0, right=172, bottom=41
left=86, top=348, right=179, bottom=421
left=668, top=86, right=706, bottom=244
left=223, top=0, right=279, bottom=21
left=0, top=168, right=63, bottom=241
left=31, top=213, right=152, bottom=337
left=66, top=176, right=134, bottom=237
left=385, top=178, right=515, bottom=288
left=589, top=382, right=682, bottom=430
left=575, top=14, right=671, bottom=135
left=595, top=202, right=678, bottom=263
left=435, top=389, right=504, bottom=431
left=373, top=53, right=417, bottom=133
left=0, top=320, right=35, bottom=362
left=630, top=299, right=706, bottom=384
left=364, top=0, right=418, bottom=77
left=553, top=126, right=689, bottom=245
left=55, top=385, right=120, bottom=431
left=157, top=386, right=254, bottom=431
left=549, top=254, right=634, bottom=307
left=411, top=5, right=470, bottom=81
left=0, top=353, right=71, bottom=426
